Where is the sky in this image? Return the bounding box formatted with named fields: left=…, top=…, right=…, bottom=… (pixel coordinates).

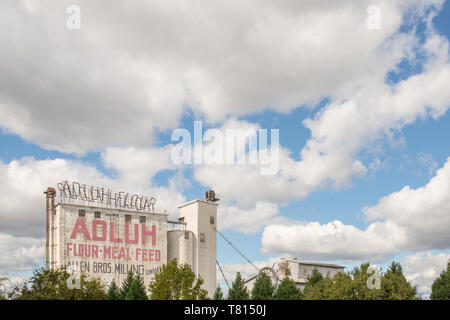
left=0, top=0, right=450, bottom=297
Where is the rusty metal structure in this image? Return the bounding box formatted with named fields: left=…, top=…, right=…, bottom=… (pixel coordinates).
left=44, top=187, right=56, bottom=269
left=56, top=181, right=156, bottom=213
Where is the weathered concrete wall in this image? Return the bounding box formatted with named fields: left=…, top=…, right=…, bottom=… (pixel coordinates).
left=178, top=200, right=217, bottom=298
left=53, top=203, right=168, bottom=287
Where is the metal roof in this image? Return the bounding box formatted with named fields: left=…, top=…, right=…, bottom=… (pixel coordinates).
left=281, top=258, right=345, bottom=269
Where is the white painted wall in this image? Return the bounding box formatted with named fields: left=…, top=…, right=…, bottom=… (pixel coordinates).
left=178, top=200, right=217, bottom=297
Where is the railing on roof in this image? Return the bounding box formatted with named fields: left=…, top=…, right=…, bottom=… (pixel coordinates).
left=167, top=220, right=186, bottom=230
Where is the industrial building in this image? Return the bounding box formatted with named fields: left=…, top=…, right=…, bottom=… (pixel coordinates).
left=276, top=258, right=345, bottom=290
left=45, top=180, right=345, bottom=298
left=244, top=258, right=345, bottom=291
left=45, top=181, right=218, bottom=296
left=245, top=258, right=345, bottom=291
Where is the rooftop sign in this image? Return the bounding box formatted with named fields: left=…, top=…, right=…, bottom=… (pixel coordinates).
left=57, top=181, right=156, bottom=212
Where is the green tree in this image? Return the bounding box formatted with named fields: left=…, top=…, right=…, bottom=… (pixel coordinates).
left=431, top=260, right=450, bottom=300
left=379, top=262, right=418, bottom=300
left=302, top=268, right=326, bottom=300
left=149, top=259, right=208, bottom=300
left=349, top=263, right=382, bottom=300
left=322, top=272, right=354, bottom=300
left=11, top=268, right=106, bottom=300
left=126, top=276, right=146, bottom=300
left=273, top=277, right=302, bottom=300
left=107, top=280, right=122, bottom=300
left=251, top=272, right=275, bottom=300
left=120, top=271, right=134, bottom=299
left=125, top=274, right=148, bottom=300
left=228, top=272, right=250, bottom=300
left=213, top=286, right=225, bottom=300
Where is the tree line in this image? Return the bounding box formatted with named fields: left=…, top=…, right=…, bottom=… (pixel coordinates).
left=1, top=259, right=449, bottom=300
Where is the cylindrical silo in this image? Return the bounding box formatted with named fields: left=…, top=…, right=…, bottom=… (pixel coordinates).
left=167, top=230, right=194, bottom=267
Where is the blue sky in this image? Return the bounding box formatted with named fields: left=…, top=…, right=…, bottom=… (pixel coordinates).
left=1, top=0, right=450, bottom=296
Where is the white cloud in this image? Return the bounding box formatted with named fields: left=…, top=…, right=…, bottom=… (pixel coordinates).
left=402, top=251, right=450, bottom=297
left=261, top=157, right=450, bottom=261
left=364, top=157, right=450, bottom=251
left=218, top=202, right=288, bottom=234
left=0, top=157, right=110, bottom=237
left=262, top=220, right=402, bottom=262
left=417, top=152, right=439, bottom=176
left=0, top=156, right=185, bottom=238
left=0, top=233, right=44, bottom=273
left=0, top=155, right=187, bottom=276
left=101, top=145, right=176, bottom=187
left=0, top=0, right=449, bottom=281
left=0, top=0, right=444, bottom=154
left=195, top=55, right=450, bottom=208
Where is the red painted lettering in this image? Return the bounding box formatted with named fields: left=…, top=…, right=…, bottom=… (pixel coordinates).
left=142, top=224, right=156, bottom=246
left=110, top=222, right=123, bottom=243
left=70, top=218, right=91, bottom=240
left=92, top=220, right=107, bottom=241
left=125, top=223, right=139, bottom=244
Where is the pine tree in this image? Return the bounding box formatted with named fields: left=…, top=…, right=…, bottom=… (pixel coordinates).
left=380, top=262, right=418, bottom=300
left=251, top=272, right=274, bottom=300
left=107, top=280, right=122, bottom=300
left=228, top=272, right=250, bottom=300
left=120, top=271, right=134, bottom=299
left=431, top=260, right=450, bottom=300
left=302, top=268, right=326, bottom=300
left=213, top=286, right=225, bottom=300
left=125, top=274, right=148, bottom=300
left=274, top=277, right=302, bottom=300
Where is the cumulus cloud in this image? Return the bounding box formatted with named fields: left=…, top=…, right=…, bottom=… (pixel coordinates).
left=262, top=220, right=403, bottom=262
left=364, top=157, right=450, bottom=250
left=194, top=4, right=450, bottom=208
left=0, top=0, right=443, bottom=155
left=0, top=156, right=185, bottom=238
left=262, top=157, right=450, bottom=261
left=0, top=233, right=44, bottom=273
left=0, top=157, right=110, bottom=237
left=1, top=0, right=449, bottom=280
left=402, top=251, right=450, bottom=297
left=195, top=57, right=450, bottom=208
left=218, top=202, right=289, bottom=234
left=101, top=145, right=176, bottom=188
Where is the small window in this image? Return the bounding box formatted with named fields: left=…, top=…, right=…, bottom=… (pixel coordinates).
left=326, top=271, right=330, bottom=278
left=304, top=268, right=307, bottom=275
left=199, top=233, right=205, bottom=243
left=140, top=216, right=146, bottom=224
left=210, top=216, right=215, bottom=225
left=78, top=210, right=85, bottom=218
left=125, top=215, right=132, bottom=223
left=184, top=232, right=189, bottom=240
left=94, top=211, right=101, bottom=219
